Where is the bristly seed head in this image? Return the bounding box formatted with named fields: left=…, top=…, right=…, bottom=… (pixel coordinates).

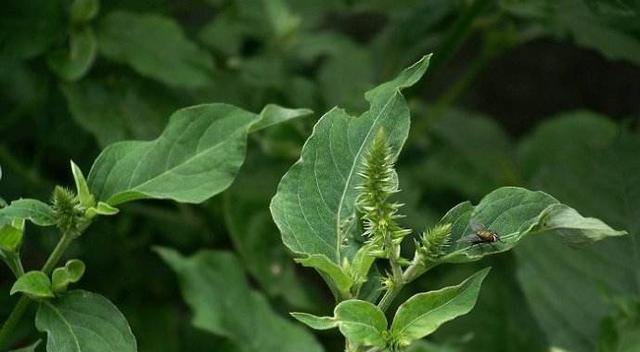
left=356, top=130, right=411, bottom=253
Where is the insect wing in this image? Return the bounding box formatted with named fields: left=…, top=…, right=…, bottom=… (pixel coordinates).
left=469, top=219, right=486, bottom=232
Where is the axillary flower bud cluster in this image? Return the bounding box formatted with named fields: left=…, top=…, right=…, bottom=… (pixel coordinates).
left=416, top=223, right=452, bottom=262
left=51, top=186, right=88, bottom=236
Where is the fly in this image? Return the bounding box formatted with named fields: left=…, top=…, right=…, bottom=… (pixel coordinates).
left=460, top=219, right=502, bottom=246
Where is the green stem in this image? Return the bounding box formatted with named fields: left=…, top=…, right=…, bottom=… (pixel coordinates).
left=0, top=231, right=76, bottom=349
left=377, top=260, right=430, bottom=312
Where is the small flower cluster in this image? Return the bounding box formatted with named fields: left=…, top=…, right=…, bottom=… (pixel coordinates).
left=416, top=223, right=452, bottom=262
left=51, top=186, right=86, bottom=235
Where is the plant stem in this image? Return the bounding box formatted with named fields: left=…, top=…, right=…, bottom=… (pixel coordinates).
left=0, top=231, right=75, bottom=349
left=377, top=260, right=432, bottom=312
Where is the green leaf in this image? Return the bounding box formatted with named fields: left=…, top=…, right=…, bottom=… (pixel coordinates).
left=334, top=300, right=388, bottom=347
left=61, top=78, right=170, bottom=147
left=295, top=254, right=353, bottom=297
left=156, top=247, right=324, bottom=352
left=87, top=103, right=304, bottom=205
left=514, top=116, right=640, bottom=351
left=290, top=313, right=337, bottom=330
left=86, top=104, right=257, bottom=205
left=420, top=108, right=515, bottom=198
left=35, top=290, right=137, bottom=351
left=70, top=161, right=94, bottom=208
left=390, top=268, right=490, bottom=346
left=52, top=259, right=86, bottom=293
left=249, top=105, right=312, bottom=133
left=0, top=219, right=25, bottom=277
left=97, top=11, right=214, bottom=88
left=10, top=271, right=54, bottom=299
left=10, top=340, right=42, bottom=352
left=47, top=26, right=97, bottom=81
left=223, top=157, right=314, bottom=309
left=85, top=202, right=119, bottom=219
left=292, top=300, right=388, bottom=347
left=0, top=199, right=56, bottom=227
left=270, top=54, right=431, bottom=264
left=436, top=187, right=625, bottom=263
left=70, top=0, right=99, bottom=23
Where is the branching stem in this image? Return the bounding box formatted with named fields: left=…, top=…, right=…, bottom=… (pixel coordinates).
left=0, top=230, right=76, bottom=349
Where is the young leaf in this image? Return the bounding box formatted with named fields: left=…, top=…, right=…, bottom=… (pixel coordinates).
left=249, top=104, right=312, bottom=132
left=0, top=199, right=56, bottom=227
left=436, top=187, right=626, bottom=263
left=87, top=103, right=306, bottom=205
left=390, top=268, right=490, bottom=346
left=70, top=160, right=94, bottom=208
left=97, top=11, right=214, bottom=88
left=85, top=202, right=119, bottom=219
left=290, top=313, right=337, bottom=330
left=0, top=219, right=25, bottom=277
left=270, top=54, right=431, bottom=264
left=156, top=247, right=323, bottom=352
left=35, top=290, right=137, bottom=351
left=10, top=271, right=54, bottom=299
left=52, top=259, right=86, bottom=293
left=295, top=254, right=353, bottom=297
left=334, top=300, right=388, bottom=347
left=291, top=300, right=388, bottom=347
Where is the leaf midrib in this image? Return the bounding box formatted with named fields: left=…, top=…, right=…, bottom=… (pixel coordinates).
left=43, top=301, right=81, bottom=352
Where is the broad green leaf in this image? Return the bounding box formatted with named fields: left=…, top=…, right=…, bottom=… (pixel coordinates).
left=0, top=199, right=56, bottom=227
left=88, top=103, right=306, bottom=205
left=419, top=108, right=516, bottom=198
left=515, top=116, right=640, bottom=351
left=334, top=300, right=388, bottom=347
left=0, top=0, right=63, bottom=59
left=391, top=268, right=490, bottom=346
left=52, top=259, right=86, bottom=293
left=156, top=248, right=324, bottom=352
left=70, top=0, right=99, bottom=23
left=86, top=104, right=254, bottom=205
left=291, top=300, right=388, bottom=347
left=223, top=156, right=314, bottom=309
left=97, top=11, right=214, bottom=88
left=10, top=340, right=41, bottom=352
left=295, top=254, right=353, bottom=297
left=35, top=290, right=137, bottom=352
left=271, top=54, right=431, bottom=264
left=61, top=78, right=170, bottom=147
left=10, top=271, right=54, bottom=299
left=436, top=187, right=625, bottom=263
left=47, top=26, right=97, bottom=81
left=290, top=313, right=337, bottom=330
left=71, top=161, right=94, bottom=208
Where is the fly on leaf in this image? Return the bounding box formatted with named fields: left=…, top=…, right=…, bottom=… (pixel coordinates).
left=459, top=219, right=502, bottom=247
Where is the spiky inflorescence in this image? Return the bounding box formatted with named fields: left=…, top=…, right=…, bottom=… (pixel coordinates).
left=418, top=223, right=452, bottom=261
left=51, top=186, right=85, bottom=234
left=356, top=131, right=411, bottom=253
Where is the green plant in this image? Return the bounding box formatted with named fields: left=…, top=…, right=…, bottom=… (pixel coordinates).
left=269, top=55, right=626, bottom=351
left=0, top=103, right=309, bottom=350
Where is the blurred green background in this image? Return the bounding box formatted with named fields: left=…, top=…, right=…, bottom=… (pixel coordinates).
left=1, top=0, right=639, bottom=351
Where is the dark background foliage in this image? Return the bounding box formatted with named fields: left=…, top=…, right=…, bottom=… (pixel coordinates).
left=1, top=0, right=639, bottom=351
